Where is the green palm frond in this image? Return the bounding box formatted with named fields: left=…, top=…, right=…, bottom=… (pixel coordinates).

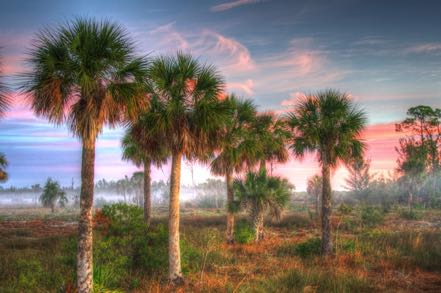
left=287, top=89, right=367, bottom=168
left=21, top=18, right=149, bottom=143
left=210, top=94, right=258, bottom=176
left=0, top=53, right=10, bottom=118
left=139, top=52, right=229, bottom=160
left=233, top=169, right=293, bottom=220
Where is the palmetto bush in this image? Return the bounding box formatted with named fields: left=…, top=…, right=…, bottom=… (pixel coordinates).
left=234, top=169, right=293, bottom=242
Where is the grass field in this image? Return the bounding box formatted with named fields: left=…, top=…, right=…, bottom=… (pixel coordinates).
left=0, top=205, right=440, bottom=292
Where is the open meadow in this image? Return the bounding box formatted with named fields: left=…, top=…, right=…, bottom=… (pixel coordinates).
left=1, top=205, right=440, bottom=292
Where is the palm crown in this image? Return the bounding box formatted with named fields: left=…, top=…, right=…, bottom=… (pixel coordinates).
left=287, top=90, right=367, bottom=167
left=235, top=170, right=293, bottom=220
left=122, top=126, right=169, bottom=167
left=139, top=52, right=229, bottom=158
left=22, top=18, right=149, bottom=144
left=251, top=112, right=290, bottom=170
left=210, top=94, right=257, bottom=176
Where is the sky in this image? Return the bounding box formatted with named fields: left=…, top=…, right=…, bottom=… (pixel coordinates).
left=0, top=0, right=440, bottom=190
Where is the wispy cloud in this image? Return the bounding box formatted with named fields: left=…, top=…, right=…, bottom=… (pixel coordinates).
left=211, top=0, right=263, bottom=12
left=405, top=42, right=441, bottom=55
left=226, top=79, right=254, bottom=95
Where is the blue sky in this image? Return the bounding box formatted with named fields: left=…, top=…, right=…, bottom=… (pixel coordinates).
left=0, top=0, right=440, bottom=189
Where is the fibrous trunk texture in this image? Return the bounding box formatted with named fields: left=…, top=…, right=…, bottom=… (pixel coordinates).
left=321, top=162, right=333, bottom=256
left=226, top=172, right=235, bottom=244
left=77, top=137, right=96, bottom=293
left=144, top=158, right=152, bottom=226
left=168, top=152, right=184, bottom=285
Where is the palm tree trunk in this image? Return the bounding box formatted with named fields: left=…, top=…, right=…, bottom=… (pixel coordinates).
left=321, top=162, right=333, bottom=256
left=259, top=159, right=266, bottom=173
left=77, top=137, right=96, bottom=293
left=226, top=172, right=235, bottom=244
left=51, top=203, right=55, bottom=213
left=315, top=192, right=320, bottom=217
left=252, top=204, right=264, bottom=242
left=168, top=151, right=184, bottom=285
left=143, top=158, right=152, bottom=226
left=408, top=190, right=413, bottom=213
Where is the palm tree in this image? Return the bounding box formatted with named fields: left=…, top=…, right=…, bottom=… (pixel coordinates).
left=122, top=125, right=168, bottom=225
left=210, top=94, right=257, bottom=243
left=138, top=52, right=228, bottom=285
left=251, top=113, right=290, bottom=173
left=234, top=169, right=293, bottom=242
left=287, top=90, right=367, bottom=255
left=40, top=178, right=68, bottom=213
left=0, top=153, right=7, bottom=182
left=21, top=18, right=149, bottom=292
left=307, top=175, right=322, bottom=216
left=116, top=175, right=132, bottom=203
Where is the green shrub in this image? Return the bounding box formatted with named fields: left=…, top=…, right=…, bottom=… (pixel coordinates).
left=93, top=237, right=130, bottom=289
left=340, top=239, right=356, bottom=253
left=294, top=237, right=321, bottom=258
left=361, top=206, right=384, bottom=227
left=235, top=220, right=254, bottom=244
left=100, top=203, right=145, bottom=236
left=137, top=224, right=168, bottom=273
left=399, top=209, right=421, bottom=220
left=338, top=203, right=353, bottom=215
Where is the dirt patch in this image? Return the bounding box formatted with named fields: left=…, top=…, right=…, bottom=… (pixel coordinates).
left=0, top=220, right=77, bottom=239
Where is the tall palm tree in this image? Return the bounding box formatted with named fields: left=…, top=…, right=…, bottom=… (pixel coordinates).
left=251, top=113, right=290, bottom=173
left=138, top=52, right=228, bottom=285
left=210, top=94, right=257, bottom=243
left=122, top=124, right=169, bottom=225
left=21, top=18, right=149, bottom=292
left=287, top=90, right=367, bottom=255
left=234, top=169, right=293, bottom=242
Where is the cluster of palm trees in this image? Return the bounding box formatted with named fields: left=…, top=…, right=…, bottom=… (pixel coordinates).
left=15, top=18, right=367, bottom=292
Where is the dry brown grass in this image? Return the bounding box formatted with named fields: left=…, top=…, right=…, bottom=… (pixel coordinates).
left=0, top=207, right=440, bottom=292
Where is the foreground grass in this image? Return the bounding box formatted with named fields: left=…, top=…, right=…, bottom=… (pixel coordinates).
left=0, top=206, right=440, bottom=292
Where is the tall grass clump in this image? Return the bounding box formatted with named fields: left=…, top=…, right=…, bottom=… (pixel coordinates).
left=264, top=269, right=373, bottom=292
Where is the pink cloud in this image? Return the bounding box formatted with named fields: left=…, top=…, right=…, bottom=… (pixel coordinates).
left=148, top=22, right=190, bottom=51
left=226, top=79, right=254, bottom=95
left=211, top=0, right=262, bottom=12
left=1, top=55, right=25, bottom=75
left=280, top=92, right=306, bottom=106
left=213, top=33, right=256, bottom=72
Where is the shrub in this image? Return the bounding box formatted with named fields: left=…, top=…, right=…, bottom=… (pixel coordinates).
left=399, top=209, right=421, bottom=220
left=338, top=203, right=353, bottom=215
left=294, top=237, right=322, bottom=258
left=234, top=220, right=254, bottom=244
left=340, top=239, right=356, bottom=253
left=100, top=203, right=145, bottom=236
left=361, top=206, right=384, bottom=227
